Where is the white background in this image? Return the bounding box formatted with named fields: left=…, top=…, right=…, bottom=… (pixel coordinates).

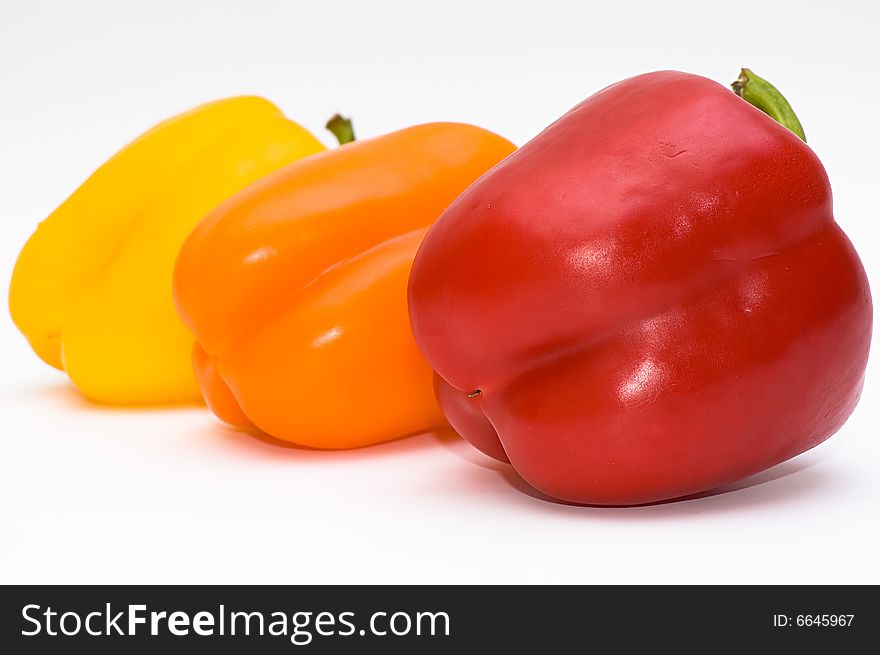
left=1, top=0, right=878, bottom=584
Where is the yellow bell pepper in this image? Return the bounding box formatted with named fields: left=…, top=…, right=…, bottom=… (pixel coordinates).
left=9, top=96, right=325, bottom=404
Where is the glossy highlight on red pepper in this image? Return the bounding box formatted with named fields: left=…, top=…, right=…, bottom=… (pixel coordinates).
left=408, top=71, right=872, bottom=506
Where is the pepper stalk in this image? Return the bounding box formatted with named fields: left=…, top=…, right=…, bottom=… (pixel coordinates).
left=732, top=68, right=807, bottom=142
left=325, top=114, right=356, bottom=145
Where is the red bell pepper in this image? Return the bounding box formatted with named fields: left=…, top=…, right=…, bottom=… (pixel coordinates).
left=408, top=70, right=872, bottom=505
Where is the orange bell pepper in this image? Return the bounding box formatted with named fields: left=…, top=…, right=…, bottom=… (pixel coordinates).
left=173, top=122, right=515, bottom=448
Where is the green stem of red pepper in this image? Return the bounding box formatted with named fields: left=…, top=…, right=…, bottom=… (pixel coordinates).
left=325, top=114, right=356, bottom=145
left=732, top=69, right=807, bottom=142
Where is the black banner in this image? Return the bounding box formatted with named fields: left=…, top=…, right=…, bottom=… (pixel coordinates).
left=1, top=585, right=874, bottom=652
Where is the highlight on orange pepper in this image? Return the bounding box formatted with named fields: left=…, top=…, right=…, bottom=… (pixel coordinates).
left=173, top=121, right=515, bottom=448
